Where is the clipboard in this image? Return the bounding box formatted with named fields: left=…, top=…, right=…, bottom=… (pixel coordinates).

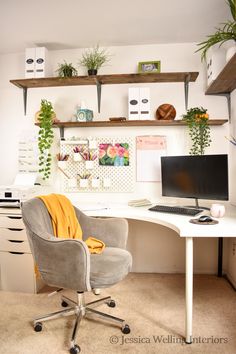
left=136, top=136, right=167, bottom=182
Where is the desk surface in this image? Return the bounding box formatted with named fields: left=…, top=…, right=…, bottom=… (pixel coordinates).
left=74, top=202, right=236, bottom=238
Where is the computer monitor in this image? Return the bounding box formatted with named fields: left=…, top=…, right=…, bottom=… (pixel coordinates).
left=161, top=154, right=228, bottom=208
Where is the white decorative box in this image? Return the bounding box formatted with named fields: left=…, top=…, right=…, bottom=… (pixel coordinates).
left=25, top=48, right=35, bottom=78
left=206, top=47, right=226, bottom=86
left=139, top=87, right=150, bottom=120
left=35, top=47, right=51, bottom=78
left=128, top=87, right=140, bottom=120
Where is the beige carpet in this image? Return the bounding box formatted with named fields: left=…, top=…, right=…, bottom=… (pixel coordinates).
left=0, top=273, right=235, bottom=354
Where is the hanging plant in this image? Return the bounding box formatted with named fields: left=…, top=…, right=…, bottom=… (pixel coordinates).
left=182, top=107, right=211, bottom=155
left=38, top=99, right=54, bottom=179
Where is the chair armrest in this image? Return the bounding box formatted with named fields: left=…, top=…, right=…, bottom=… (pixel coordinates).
left=31, top=232, right=91, bottom=292
left=74, top=208, right=128, bottom=249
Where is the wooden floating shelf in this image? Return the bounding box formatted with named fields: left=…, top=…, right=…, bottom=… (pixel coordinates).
left=205, top=53, right=236, bottom=95
left=10, top=72, right=199, bottom=89
left=35, top=119, right=228, bottom=128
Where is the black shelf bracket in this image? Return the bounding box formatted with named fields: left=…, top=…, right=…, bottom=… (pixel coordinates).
left=59, top=126, right=65, bottom=140
left=96, top=79, right=102, bottom=113
left=23, top=87, right=28, bottom=115
left=184, top=73, right=191, bottom=110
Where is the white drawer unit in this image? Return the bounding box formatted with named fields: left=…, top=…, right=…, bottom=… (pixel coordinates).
left=0, top=228, right=28, bottom=241
left=0, top=208, right=44, bottom=293
left=0, top=215, right=24, bottom=229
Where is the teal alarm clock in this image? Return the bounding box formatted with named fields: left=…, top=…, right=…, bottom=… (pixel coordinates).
left=76, top=108, right=93, bottom=122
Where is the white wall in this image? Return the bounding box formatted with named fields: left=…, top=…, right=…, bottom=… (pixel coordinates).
left=227, top=89, right=236, bottom=286
left=0, top=43, right=232, bottom=275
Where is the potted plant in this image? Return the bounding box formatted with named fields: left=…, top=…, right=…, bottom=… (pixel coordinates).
left=196, top=0, right=236, bottom=61
left=56, top=61, right=78, bottom=77
left=79, top=45, right=109, bottom=75
left=38, top=99, right=54, bottom=180
left=182, top=107, right=211, bottom=155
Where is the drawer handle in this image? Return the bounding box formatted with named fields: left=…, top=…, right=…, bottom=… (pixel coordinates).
left=8, top=228, right=24, bottom=231
left=8, top=240, right=24, bottom=243
left=9, top=251, right=24, bottom=255
left=7, top=216, right=22, bottom=220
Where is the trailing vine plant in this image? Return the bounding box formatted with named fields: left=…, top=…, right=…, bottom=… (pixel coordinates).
left=182, top=107, right=211, bottom=155
left=38, top=99, right=54, bottom=179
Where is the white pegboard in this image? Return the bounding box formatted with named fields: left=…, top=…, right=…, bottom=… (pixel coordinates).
left=60, top=136, right=135, bottom=193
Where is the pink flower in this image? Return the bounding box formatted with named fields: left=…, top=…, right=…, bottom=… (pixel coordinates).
left=99, top=149, right=106, bottom=159
left=99, top=144, right=109, bottom=150
left=117, top=146, right=125, bottom=157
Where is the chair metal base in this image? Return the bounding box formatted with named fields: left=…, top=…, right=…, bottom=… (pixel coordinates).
left=33, top=292, right=130, bottom=353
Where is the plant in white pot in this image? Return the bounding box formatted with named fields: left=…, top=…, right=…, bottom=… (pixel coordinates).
left=196, top=0, right=236, bottom=61
left=79, top=45, right=109, bottom=75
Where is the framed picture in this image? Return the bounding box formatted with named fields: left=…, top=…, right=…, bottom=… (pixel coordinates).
left=138, top=61, right=161, bottom=73
left=99, top=143, right=129, bottom=166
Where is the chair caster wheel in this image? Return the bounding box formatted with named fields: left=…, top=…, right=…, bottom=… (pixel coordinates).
left=92, top=288, right=101, bottom=295
left=122, top=324, right=130, bottom=334
left=34, top=322, right=43, bottom=332
left=61, top=300, right=68, bottom=307
left=69, top=344, right=81, bottom=354
left=108, top=299, right=116, bottom=308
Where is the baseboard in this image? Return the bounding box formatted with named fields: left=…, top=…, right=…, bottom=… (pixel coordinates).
left=224, top=273, right=236, bottom=290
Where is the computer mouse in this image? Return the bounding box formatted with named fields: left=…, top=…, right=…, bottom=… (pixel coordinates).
left=198, top=215, right=213, bottom=223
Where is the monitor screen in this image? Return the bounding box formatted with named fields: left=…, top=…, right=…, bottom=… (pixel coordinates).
left=161, top=155, right=228, bottom=201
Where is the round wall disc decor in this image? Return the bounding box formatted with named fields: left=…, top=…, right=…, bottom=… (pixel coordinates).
left=155, top=103, right=176, bottom=120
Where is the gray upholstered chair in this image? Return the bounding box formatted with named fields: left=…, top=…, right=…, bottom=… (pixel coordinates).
left=21, top=198, right=132, bottom=354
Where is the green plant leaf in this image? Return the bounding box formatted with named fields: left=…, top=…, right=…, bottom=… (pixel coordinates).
left=37, top=99, right=54, bottom=179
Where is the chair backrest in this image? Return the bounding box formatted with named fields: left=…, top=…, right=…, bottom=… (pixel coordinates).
left=22, top=198, right=54, bottom=235
left=21, top=198, right=91, bottom=291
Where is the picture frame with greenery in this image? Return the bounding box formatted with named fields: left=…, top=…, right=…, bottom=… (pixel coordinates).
left=38, top=99, right=54, bottom=180
left=56, top=61, right=78, bottom=77
left=79, top=45, right=109, bottom=75
left=182, top=107, right=211, bottom=155
left=196, top=0, right=236, bottom=60
left=138, top=61, right=161, bottom=73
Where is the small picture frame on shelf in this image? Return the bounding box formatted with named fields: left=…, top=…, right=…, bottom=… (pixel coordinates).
left=138, top=61, right=161, bottom=73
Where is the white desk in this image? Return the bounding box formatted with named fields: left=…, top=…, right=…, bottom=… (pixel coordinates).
left=74, top=201, right=236, bottom=344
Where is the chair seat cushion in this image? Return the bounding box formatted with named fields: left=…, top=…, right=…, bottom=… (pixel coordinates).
left=90, top=247, right=132, bottom=288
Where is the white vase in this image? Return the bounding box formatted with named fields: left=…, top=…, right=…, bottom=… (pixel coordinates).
left=226, top=45, right=236, bottom=62
left=210, top=204, right=225, bottom=218
left=85, top=160, right=94, bottom=170
left=80, top=179, right=88, bottom=188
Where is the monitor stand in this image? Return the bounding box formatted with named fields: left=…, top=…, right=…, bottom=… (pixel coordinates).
left=185, top=198, right=210, bottom=211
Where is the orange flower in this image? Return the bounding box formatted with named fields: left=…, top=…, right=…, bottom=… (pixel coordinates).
left=107, top=145, right=117, bottom=158
left=124, top=150, right=129, bottom=158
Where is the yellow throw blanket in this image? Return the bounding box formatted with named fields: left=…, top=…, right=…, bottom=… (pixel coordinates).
left=37, top=194, right=105, bottom=254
